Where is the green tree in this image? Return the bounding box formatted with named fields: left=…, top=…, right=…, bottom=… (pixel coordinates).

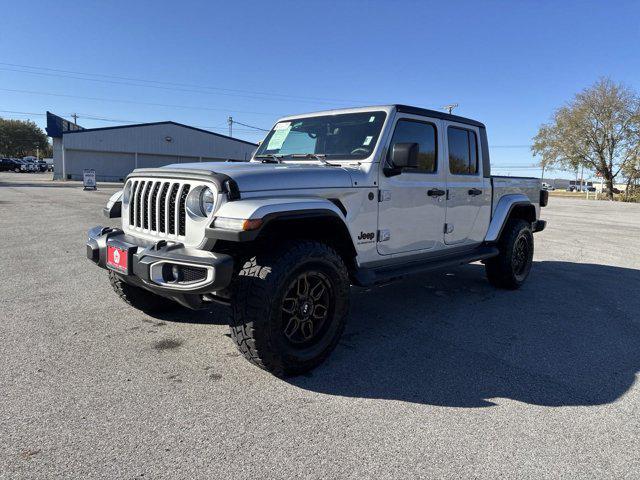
left=532, top=78, right=640, bottom=200
left=622, top=154, right=640, bottom=201
left=0, top=118, right=51, bottom=158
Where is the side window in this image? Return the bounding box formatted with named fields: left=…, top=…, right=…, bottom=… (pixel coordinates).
left=448, top=126, right=478, bottom=175
left=389, top=119, right=437, bottom=173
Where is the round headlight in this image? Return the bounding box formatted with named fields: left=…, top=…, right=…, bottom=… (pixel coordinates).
left=122, top=182, right=132, bottom=205
left=186, top=186, right=216, bottom=218
left=200, top=187, right=215, bottom=216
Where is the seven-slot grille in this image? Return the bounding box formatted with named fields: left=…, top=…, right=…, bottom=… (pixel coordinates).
left=127, top=180, right=191, bottom=237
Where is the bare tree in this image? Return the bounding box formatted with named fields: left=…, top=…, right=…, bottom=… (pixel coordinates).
left=532, top=78, right=640, bottom=200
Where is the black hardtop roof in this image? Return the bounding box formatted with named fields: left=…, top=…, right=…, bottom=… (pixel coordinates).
left=394, top=104, right=485, bottom=128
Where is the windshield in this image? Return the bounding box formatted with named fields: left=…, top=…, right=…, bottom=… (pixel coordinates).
left=255, top=111, right=387, bottom=160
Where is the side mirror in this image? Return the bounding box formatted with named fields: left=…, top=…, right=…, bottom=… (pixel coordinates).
left=384, top=142, right=419, bottom=177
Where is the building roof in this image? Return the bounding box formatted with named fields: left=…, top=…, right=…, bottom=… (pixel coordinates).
left=46, top=111, right=84, bottom=138
left=61, top=120, right=257, bottom=146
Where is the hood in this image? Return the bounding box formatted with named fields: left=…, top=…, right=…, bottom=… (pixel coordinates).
left=162, top=161, right=355, bottom=192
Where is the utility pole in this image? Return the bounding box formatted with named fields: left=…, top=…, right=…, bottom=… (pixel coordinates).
left=71, top=113, right=79, bottom=125
left=580, top=164, right=584, bottom=191
left=227, top=116, right=233, bottom=137
left=443, top=103, right=458, bottom=114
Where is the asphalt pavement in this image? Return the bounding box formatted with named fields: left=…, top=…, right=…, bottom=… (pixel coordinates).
left=1, top=172, right=639, bottom=479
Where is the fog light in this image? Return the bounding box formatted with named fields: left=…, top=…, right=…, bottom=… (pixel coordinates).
left=162, top=263, right=182, bottom=283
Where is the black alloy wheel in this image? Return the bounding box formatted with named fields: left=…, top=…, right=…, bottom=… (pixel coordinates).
left=281, top=271, right=333, bottom=346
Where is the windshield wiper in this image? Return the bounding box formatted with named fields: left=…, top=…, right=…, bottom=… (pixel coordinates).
left=254, top=154, right=283, bottom=164
left=282, top=153, right=341, bottom=166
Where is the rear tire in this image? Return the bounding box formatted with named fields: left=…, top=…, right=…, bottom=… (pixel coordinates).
left=485, top=218, right=534, bottom=289
left=229, top=241, right=350, bottom=377
left=108, top=271, right=177, bottom=313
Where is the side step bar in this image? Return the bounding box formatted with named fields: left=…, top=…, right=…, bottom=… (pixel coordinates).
left=353, top=245, right=499, bottom=287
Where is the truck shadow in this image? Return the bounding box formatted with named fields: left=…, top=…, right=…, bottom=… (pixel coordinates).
left=288, top=261, right=640, bottom=408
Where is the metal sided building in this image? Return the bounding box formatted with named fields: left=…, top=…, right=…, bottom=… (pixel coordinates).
left=46, top=112, right=257, bottom=181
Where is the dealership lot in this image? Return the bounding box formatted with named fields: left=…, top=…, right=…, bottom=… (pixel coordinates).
left=1, top=172, right=639, bottom=479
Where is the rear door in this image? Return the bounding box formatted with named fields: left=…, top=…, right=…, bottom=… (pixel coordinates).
left=377, top=115, right=446, bottom=255
left=443, top=122, right=491, bottom=245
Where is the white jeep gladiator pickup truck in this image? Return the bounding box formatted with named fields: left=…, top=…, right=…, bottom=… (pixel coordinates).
left=87, top=104, right=547, bottom=376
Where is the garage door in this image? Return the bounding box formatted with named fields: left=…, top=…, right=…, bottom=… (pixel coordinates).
left=65, top=150, right=134, bottom=181
left=137, top=154, right=180, bottom=168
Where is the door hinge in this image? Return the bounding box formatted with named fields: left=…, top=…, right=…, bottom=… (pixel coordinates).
left=378, top=229, right=391, bottom=242
left=378, top=190, right=391, bottom=202
left=444, top=223, right=454, bottom=234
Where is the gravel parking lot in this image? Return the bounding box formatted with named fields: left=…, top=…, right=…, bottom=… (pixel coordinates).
left=1, top=172, right=639, bottom=479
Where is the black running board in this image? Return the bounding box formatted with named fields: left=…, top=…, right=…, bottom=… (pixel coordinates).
left=353, top=246, right=499, bottom=287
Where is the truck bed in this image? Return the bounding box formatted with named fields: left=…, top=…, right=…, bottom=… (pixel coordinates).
left=491, top=175, right=542, bottom=214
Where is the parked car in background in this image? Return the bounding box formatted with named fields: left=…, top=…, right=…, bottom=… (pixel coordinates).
left=542, top=182, right=554, bottom=191
left=604, top=187, right=622, bottom=195
left=1, top=158, right=28, bottom=172
left=35, top=159, right=48, bottom=172
left=21, top=158, right=39, bottom=172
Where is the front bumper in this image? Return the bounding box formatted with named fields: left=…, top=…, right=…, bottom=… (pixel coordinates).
left=86, top=226, right=234, bottom=308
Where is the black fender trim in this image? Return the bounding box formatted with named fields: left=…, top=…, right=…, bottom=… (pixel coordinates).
left=204, top=208, right=348, bottom=242
left=532, top=220, right=547, bottom=233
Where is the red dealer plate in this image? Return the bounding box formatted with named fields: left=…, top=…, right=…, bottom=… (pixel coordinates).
left=106, top=245, right=129, bottom=274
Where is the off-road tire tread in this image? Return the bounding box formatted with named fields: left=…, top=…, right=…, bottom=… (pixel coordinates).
left=485, top=218, right=533, bottom=289
left=229, top=241, right=350, bottom=377
left=108, top=271, right=177, bottom=312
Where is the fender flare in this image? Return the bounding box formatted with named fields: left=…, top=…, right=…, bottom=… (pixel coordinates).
left=103, top=190, right=123, bottom=218
left=205, top=197, right=349, bottom=242
left=484, top=194, right=534, bottom=242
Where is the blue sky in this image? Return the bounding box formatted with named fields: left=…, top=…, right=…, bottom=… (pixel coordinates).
left=2, top=0, right=639, bottom=178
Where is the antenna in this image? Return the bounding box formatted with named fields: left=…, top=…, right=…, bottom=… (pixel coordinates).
left=442, top=104, right=458, bottom=114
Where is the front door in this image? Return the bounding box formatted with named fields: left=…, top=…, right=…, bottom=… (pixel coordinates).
left=443, top=122, right=490, bottom=245
left=377, top=116, right=446, bottom=255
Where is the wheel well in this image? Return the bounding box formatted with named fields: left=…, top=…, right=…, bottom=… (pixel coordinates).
left=257, top=215, right=357, bottom=268
left=508, top=204, right=536, bottom=224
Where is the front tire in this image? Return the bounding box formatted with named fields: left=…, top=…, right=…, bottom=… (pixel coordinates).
left=485, top=218, right=534, bottom=289
left=108, top=271, right=177, bottom=313
left=229, top=241, right=350, bottom=377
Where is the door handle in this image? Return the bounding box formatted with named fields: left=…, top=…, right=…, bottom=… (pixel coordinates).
left=427, top=188, right=446, bottom=197
left=468, top=188, right=483, bottom=196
